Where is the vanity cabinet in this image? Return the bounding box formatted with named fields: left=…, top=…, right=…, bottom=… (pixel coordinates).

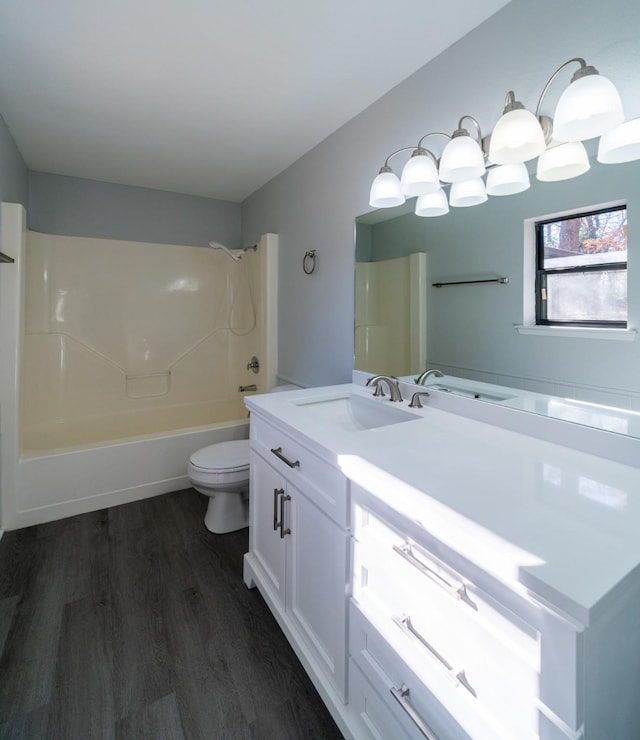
left=348, top=483, right=578, bottom=739
left=243, top=413, right=350, bottom=702
left=245, top=383, right=640, bottom=740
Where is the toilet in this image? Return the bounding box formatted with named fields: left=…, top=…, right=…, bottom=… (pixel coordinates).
left=188, top=384, right=299, bottom=533
left=188, top=439, right=251, bottom=534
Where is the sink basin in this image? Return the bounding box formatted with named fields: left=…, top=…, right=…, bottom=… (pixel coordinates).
left=292, top=393, right=418, bottom=432
left=428, top=383, right=514, bottom=402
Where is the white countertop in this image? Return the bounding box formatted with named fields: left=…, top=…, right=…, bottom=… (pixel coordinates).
left=246, top=383, right=640, bottom=626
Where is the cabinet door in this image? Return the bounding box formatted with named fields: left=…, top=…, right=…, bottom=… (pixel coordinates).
left=249, top=451, right=287, bottom=607
left=288, top=485, right=349, bottom=700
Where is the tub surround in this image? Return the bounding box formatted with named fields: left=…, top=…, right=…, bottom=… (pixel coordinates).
left=244, top=382, right=640, bottom=738
left=0, top=202, right=279, bottom=530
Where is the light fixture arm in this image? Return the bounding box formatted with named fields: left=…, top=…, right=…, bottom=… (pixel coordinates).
left=453, top=115, right=483, bottom=143
left=416, top=131, right=451, bottom=152
left=535, top=57, right=591, bottom=118
left=379, top=146, right=417, bottom=172
left=502, top=90, right=524, bottom=114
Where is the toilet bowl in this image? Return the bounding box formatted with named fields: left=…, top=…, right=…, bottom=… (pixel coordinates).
left=188, top=439, right=251, bottom=534
left=188, top=383, right=300, bottom=533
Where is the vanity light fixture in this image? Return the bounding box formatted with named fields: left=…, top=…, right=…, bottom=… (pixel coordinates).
left=449, top=177, right=488, bottom=207
left=415, top=188, right=449, bottom=217
left=368, top=55, right=640, bottom=216
left=550, top=58, right=624, bottom=142
left=489, top=91, right=547, bottom=165
left=438, top=116, right=486, bottom=183
left=400, top=132, right=450, bottom=197
left=369, top=150, right=407, bottom=208
left=485, top=163, right=530, bottom=196
left=597, top=117, right=640, bottom=163
left=536, top=141, right=590, bottom=182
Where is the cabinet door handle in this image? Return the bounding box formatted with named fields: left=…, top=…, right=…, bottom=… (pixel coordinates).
left=390, top=684, right=438, bottom=740
left=273, top=488, right=284, bottom=531
left=279, top=493, right=291, bottom=538
left=270, top=447, right=300, bottom=469
left=392, top=543, right=474, bottom=608
left=393, top=614, right=476, bottom=697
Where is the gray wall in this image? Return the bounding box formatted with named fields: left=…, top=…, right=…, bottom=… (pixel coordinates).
left=29, top=172, right=241, bottom=248
left=0, top=115, right=28, bottom=208
left=241, top=0, right=640, bottom=389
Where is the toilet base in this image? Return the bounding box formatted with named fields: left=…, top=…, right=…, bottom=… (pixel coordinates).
left=201, top=487, right=249, bottom=534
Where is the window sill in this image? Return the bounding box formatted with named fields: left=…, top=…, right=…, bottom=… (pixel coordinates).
left=514, top=325, right=637, bottom=341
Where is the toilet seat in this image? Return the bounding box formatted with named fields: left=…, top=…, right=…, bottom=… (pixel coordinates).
left=188, top=439, right=250, bottom=488
left=189, top=439, right=249, bottom=473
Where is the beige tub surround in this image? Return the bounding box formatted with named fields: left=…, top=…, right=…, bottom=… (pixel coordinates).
left=0, top=200, right=278, bottom=529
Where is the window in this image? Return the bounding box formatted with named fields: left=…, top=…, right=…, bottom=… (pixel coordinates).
left=535, top=204, right=627, bottom=327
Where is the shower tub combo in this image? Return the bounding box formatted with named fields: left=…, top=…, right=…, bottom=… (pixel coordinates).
left=0, top=203, right=278, bottom=529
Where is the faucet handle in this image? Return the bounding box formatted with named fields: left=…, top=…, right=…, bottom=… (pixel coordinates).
left=409, top=391, right=430, bottom=409
left=366, top=376, right=385, bottom=397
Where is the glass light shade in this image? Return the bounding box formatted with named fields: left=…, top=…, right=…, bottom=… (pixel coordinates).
left=486, top=163, right=530, bottom=196
left=400, top=154, right=440, bottom=197
left=369, top=170, right=405, bottom=208
left=438, top=135, right=486, bottom=183
left=415, top=188, right=449, bottom=217
left=449, top=178, right=488, bottom=208
left=597, top=118, right=640, bottom=164
left=536, top=142, right=590, bottom=182
left=553, top=74, right=624, bottom=142
left=488, top=108, right=546, bottom=164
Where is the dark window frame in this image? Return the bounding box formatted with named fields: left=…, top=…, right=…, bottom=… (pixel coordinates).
left=535, top=204, right=628, bottom=328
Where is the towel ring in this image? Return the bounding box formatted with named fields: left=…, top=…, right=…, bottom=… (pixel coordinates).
left=303, top=250, right=317, bottom=275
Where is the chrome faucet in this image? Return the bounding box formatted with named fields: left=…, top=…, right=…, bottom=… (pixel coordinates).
left=414, top=368, right=444, bottom=385
left=366, top=375, right=403, bottom=402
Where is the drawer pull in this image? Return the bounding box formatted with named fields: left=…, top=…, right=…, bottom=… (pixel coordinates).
left=273, top=488, right=284, bottom=530
left=270, top=447, right=300, bottom=469
left=390, top=684, right=438, bottom=740
left=393, top=614, right=476, bottom=698
left=279, top=493, right=291, bottom=538
left=393, top=543, right=475, bottom=609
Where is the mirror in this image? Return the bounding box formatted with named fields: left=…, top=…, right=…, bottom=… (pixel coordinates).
left=355, top=153, right=640, bottom=438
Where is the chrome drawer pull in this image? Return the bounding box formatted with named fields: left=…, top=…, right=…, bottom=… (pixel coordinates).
left=393, top=614, right=476, bottom=697
left=273, top=488, right=284, bottom=531
left=270, top=447, right=300, bottom=468
left=279, top=493, right=291, bottom=538
left=390, top=684, right=438, bottom=740
left=393, top=543, right=475, bottom=608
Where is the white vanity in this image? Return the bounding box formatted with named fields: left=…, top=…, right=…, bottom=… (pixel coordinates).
left=243, top=381, right=640, bottom=740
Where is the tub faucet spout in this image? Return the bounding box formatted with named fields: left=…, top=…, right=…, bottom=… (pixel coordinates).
left=414, top=369, right=444, bottom=385
left=366, top=375, right=403, bottom=402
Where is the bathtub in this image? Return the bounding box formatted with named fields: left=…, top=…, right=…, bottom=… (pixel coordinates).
left=15, top=407, right=249, bottom=529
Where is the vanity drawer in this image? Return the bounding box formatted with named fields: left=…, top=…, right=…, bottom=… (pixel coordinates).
left=352, top=503, right=582, bottom=737
left=349, top=601, right=488, bottom=740
left=250, top=414, right=348, bottom=527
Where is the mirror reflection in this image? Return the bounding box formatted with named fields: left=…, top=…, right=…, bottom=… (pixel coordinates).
left=355, top=154, right=640, bottom=438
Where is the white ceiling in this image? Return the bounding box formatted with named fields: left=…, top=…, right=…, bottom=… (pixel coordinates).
left=0, top=0, right=511, bottom=202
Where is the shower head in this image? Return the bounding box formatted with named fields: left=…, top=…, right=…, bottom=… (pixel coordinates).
left=208, top=241, right=242, bottom=261
left=208, top=241, right=259, bottom=261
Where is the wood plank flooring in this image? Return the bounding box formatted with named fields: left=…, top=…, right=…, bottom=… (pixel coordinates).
left=0, top=490, right=343, bottom=740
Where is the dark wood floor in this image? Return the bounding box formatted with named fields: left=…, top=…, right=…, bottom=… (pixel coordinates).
left=0, top=489, right=343, bottom=740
